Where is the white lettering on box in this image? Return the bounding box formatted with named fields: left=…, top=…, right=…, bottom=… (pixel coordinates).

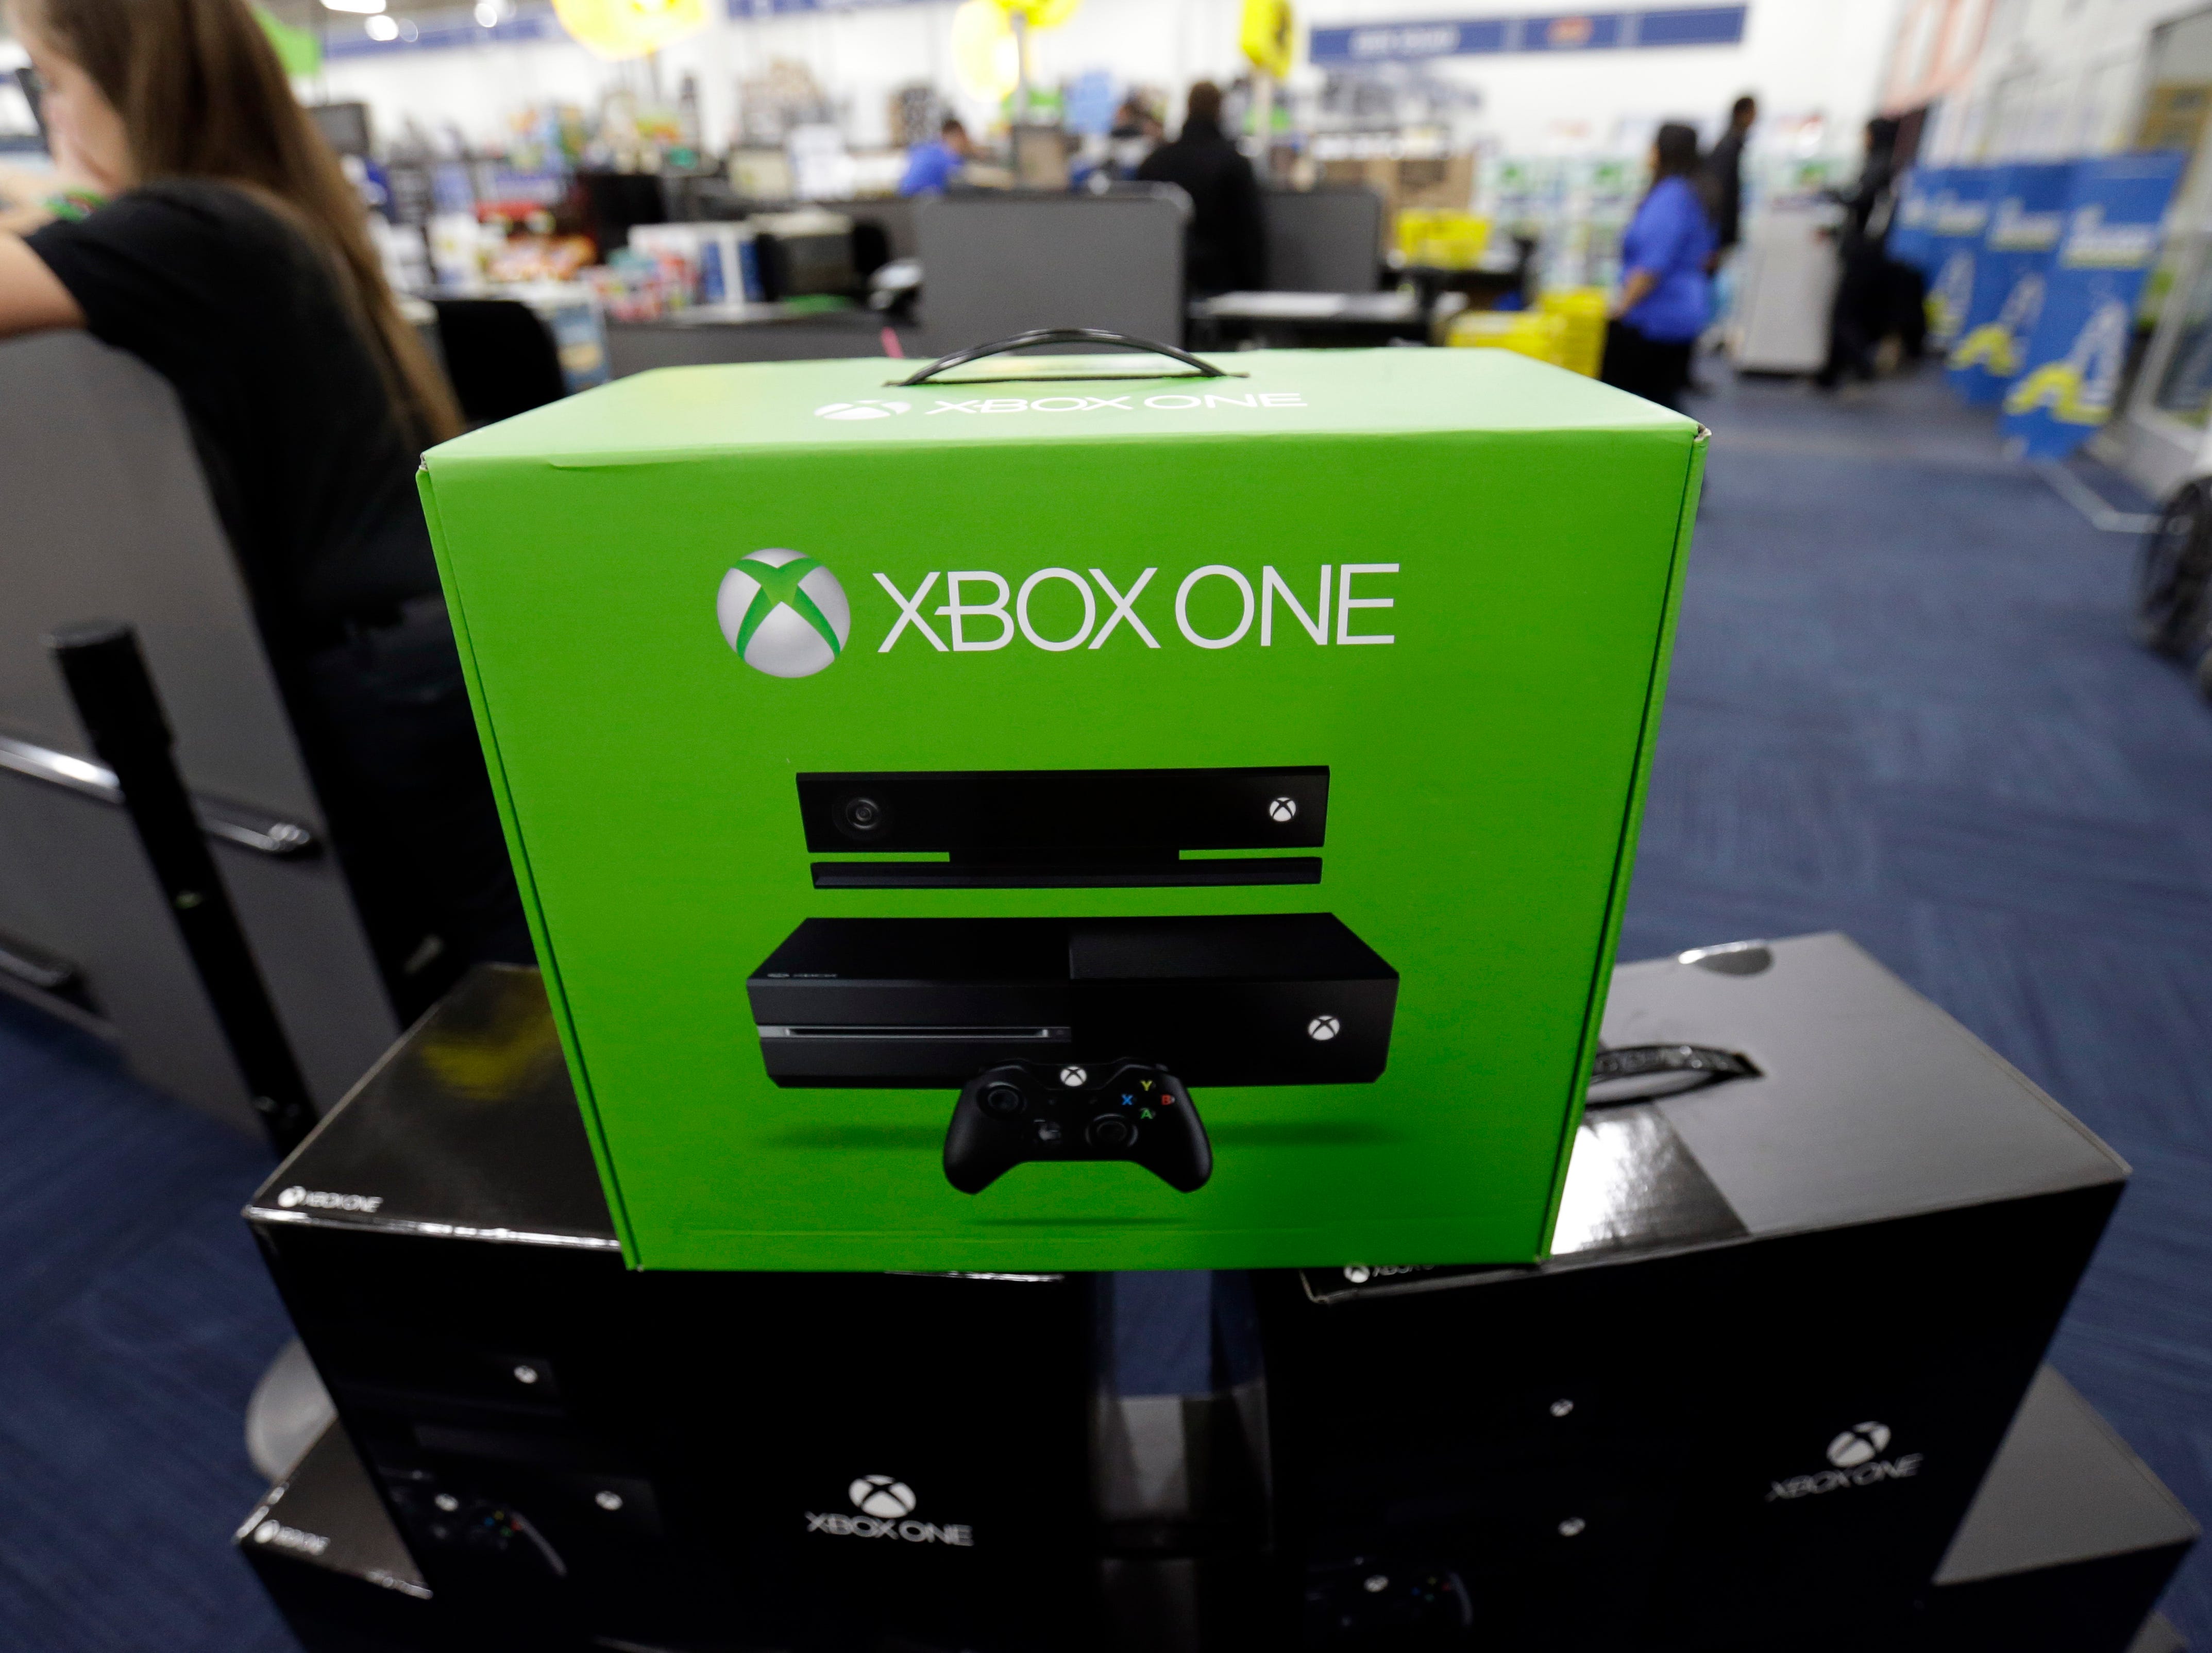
left=936, top=571, right=1014, bottom=651
left=1337, top=564, right=1398, bottom=645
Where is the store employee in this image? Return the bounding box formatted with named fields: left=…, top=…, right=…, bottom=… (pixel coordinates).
left=0, top=0, right=529, bottom=1005
left=1601, top=122, right=1715, bottom=412
left=899, top=117, right=973, bottom=196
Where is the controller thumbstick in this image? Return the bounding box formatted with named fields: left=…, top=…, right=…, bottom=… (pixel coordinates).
left=1087, top=1115, right=1135, bottom=1149
left=981, top=1083, right=1027, bottom=1119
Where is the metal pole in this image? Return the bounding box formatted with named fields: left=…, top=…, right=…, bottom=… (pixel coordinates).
left=48, top=620, right=315, bottom=1156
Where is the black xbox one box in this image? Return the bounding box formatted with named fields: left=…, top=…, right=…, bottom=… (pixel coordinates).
left=246, top=966, right=1096, bottom=1652
left=242, top=939, right=2176, bottom=1651
left=1261, top=933, right=2134, bottom=1649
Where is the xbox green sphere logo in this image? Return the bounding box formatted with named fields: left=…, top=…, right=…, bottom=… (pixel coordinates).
left=717, top=549, right=851, bottom=678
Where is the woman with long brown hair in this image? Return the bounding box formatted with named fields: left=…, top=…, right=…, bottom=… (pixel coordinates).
left=0, top=0, right=527, bottom=1010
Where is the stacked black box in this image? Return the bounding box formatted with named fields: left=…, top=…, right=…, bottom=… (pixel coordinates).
left=240, top=939, right=2197, bottom=1651
left=237, top=1363, right=2198, bottom=1653
left=246, top=966, right=1096, bottom=1652
left=1258, top=934, right=2150, bottom=1649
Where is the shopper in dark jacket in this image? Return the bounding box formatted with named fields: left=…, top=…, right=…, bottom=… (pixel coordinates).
left=0, top=0, right=529, bottom=1011
left=1703, top=94, right=1756, bottom=256
left=1816, top=116, right=1904, bottom=390
left=1136, top=81, right=1265, bottom=296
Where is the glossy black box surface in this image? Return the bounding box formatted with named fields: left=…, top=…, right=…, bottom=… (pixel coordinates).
left=1261, top=934, right=2131, bottom=1651
left=249, top=966, right=1098, bottom=1652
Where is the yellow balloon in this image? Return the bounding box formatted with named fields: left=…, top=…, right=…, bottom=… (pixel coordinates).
left=952, top=0, right=1020, bottom=100
left=551, top=0, right=705, bottom=61
left=1240, top=0, right=1293, bottom=78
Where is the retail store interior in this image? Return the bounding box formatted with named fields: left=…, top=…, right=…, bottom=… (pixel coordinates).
left=3, top=0, right=2212, bottom=1649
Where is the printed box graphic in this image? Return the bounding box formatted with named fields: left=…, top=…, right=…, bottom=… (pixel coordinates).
left=418, top=348, right=1704, bottom=1270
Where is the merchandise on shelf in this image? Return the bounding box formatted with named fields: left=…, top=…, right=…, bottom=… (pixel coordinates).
left=1396, top=208, right=1490, bottom=269
left=1447, top=307, right=1571, bottom=366
left=582, top=252, right=687, bottom=322
left=485, top=232, right=597, bottom=285
left=627, top=221, right=765, bottom=306
left=1539, top=287, right=1608, bottom=378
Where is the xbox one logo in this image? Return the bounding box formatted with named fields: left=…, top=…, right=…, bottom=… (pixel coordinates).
left=1826, top=1422, right=1891, bottom=1469
left=849, top=1475, right=916, bottom=1518
left=815, top=399, right=910, bottom=420
left=1268, top=797, right=1298, bottom=822
left=717, top=550, right=851, bottom=679
left=1059, top=1066, right=1089, bottom=1088
left=1307, top=1014, right=1341, bottom=1041
left=276, top=1186, right=306, bottom=1208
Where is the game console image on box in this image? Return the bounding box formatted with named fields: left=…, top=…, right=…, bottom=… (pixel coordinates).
left=746, top=914, right=1395, bottom=1193
left=752, top=765, right=1399, bottom=1194
left=747, top=915, right=1398, bottom=1090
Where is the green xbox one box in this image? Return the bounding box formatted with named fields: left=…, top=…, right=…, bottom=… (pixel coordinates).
left=417, top=346, right=1703, bottom=1271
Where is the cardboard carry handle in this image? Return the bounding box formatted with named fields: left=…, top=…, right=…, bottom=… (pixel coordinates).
left=1585, top=1043, right=1760, bottom=1107
left=895, top=328, right=1229, bottom=386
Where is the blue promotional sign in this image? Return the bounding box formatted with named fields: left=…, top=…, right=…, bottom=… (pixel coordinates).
left=2001, top=152, right=2188, bottom=460
left=1308, top=5, right=1745, bottom=64
left=1946, top=161, right=2072, bottom=405
left=1921, top=168, right=1995, bottom=351
left=1887, top=167, right=1944, bottom=274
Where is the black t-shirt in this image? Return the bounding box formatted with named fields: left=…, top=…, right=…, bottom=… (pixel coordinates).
left=28, top=179, right=437, bottom=650
left=1704, top=130, right=1747, bottom=250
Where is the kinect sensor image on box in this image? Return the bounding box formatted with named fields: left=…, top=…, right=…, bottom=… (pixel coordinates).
left=799, top=765, right=1329, bottom=889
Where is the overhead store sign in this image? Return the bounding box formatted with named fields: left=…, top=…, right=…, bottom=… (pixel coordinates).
left=1309, top=5, right=1745, bottom=64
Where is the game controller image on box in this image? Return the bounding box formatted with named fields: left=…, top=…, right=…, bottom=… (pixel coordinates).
left=418, top=345, right=1705, bottom=1270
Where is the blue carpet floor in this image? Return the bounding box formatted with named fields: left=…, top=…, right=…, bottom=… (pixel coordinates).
left=0, top=997, right=298, bottom=1651
left=0, top=364, right=2205, bottom=1649
left=1621, top=367, right=2212, bottom=1643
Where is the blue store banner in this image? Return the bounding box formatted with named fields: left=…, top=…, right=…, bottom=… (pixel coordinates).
left=1946, top=161, right=2071, bottom=405
left=2001, top=151, right=2188, bottom=460
left=1888, top=167, right=1944, bottom=274
left=1922, top=168, right=1995, bottom=350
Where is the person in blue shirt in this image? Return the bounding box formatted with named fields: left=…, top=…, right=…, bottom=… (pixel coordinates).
left=899, top=117, right=973, bottom=197
left=1600, top=123, right=1715, bottom=410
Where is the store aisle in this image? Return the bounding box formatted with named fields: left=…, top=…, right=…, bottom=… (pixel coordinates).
left=1621, top=365, right=2212, bottom=1642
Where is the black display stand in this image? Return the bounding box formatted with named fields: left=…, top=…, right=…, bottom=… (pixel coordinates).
left=237, top=937, right=2198, bottom=1651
